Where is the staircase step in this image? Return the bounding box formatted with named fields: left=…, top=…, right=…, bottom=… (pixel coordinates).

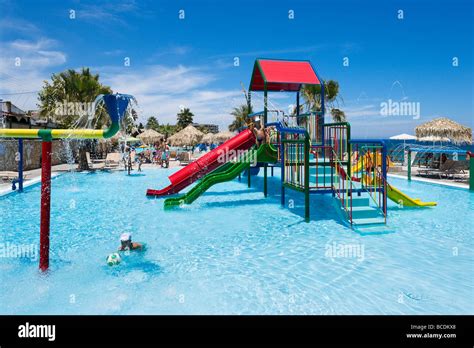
left=350, top=196, right=370, bottom=207
left=352, top=217, right=386, bottom=226
left=351, top=206, right=381, bottom=219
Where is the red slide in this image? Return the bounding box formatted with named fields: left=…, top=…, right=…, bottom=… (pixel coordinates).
left=146, top=129, right=256, bottom=196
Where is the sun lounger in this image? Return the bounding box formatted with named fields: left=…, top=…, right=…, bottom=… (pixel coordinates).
left=179, top=152, right=192, bottom=166
left=104, top=153, right=121, bottom=169
left=417, top=159, right=458, bottom=178
left=84, top=152, right=105, bottom=170
left=1, top=171, right=29, bottom=182
left=85, top=152, right=94, bottom=167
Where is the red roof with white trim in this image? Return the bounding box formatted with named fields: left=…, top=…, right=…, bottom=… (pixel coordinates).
left=249, top=59, right=320, bottom=92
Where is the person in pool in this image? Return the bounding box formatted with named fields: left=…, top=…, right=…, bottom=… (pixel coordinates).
left=118, top=233, right=143, bottom=251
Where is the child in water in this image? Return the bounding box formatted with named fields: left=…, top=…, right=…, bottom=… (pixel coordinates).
left=118, top=233, right=143, bottom=251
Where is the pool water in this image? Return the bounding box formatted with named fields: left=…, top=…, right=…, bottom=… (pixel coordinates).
left=0, top=168, right=473, bottom=314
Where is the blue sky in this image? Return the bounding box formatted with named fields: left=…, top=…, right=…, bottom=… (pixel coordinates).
left=0, top=0, right=472, bottom=137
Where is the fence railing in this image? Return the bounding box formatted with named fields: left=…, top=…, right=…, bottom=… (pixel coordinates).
left=323, top=122, right=351, bottom=177
left=267, top=122, right=310, bottom=222
left=350, top=140, right=388, bottom=221
left=310, top=145, right=334, bottom=190
left=329, top=148, right=356, bottom=224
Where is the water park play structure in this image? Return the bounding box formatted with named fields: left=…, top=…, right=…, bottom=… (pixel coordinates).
left=0, top=94, right=134, bottom=271
left=146, top=58, right=438, bottom=233
left=2, top=59, right=459, bottom=271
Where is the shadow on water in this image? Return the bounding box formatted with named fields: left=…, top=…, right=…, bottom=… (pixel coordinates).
left=201, top=188, right=258, bottom=197
left=107, top=257, right=162, bottom=277
left=192, top=169, right=349, bottom=227
left=202, top=198, right=270, bottom=208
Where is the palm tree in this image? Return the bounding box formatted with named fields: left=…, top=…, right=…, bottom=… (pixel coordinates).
left=176, top=108, right=194, bottom=130
left=330, top=108, right=346, bottom=122
left=38, top=68, right=113, bottom=170
left=229, top=104, right=253, bottom=132
left=301, top=80, right=344, bottom=122
left=158, top=123, right=176, bottom=139
left=146, top=116, right=160, bottom=130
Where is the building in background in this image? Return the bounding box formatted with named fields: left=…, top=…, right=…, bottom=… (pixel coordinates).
left=0, top=101, right=57, bottom=129
left=192, top=123, right=219, bottom=134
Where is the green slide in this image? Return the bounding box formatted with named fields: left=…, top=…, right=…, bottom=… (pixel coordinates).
left=164, top=144, right=278, bottom=208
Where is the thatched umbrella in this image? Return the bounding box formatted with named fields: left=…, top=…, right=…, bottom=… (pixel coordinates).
left=213, top=131, right=236, bottom=143
left=138, top=129, right=164, bottom=145
left=167, top=124, right=204, bottom=147
left=415, top=117, right=472, bottom=144
left=201, top=132, right=215, bottom=144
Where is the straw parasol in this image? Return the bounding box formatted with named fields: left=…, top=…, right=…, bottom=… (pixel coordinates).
left=415, top=117, right=472, bottom=145
left=201, top=132, right=215, bottom=144
left=138, top=129, right=164, bottom=144
left=212, top=131, right=236, bottom=143
left=167, top=124, right=204, bottom=147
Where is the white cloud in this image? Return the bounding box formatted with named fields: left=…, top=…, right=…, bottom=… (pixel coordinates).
left=97, top=64, right=246, bottom=130
left=0, top=38, right=67, bottom=110
left=0, top=18, right=40, bottom=35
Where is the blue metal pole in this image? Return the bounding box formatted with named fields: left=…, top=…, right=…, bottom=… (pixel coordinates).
left=18, top=138, right=24, bottom=192
left=281, top=131, right=285, bottom=206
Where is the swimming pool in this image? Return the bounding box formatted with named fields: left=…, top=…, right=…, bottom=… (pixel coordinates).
left=0, top=168, right=473, bottom=314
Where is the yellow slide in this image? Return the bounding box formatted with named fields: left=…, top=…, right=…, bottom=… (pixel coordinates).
left=387, top=184, right=437, bottom=207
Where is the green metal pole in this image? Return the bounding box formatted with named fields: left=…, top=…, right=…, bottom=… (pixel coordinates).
left=263, top=85, right=268, bottom=197
left=304, top=136, right=310, bottom=222
left=346, top=123, right=351, bottom=179
left=407, top=150, right=412, bottom=181
left=247, top=90, right=252, bottom=189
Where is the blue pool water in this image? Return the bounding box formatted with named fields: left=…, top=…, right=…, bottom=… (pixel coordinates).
left=0, top=168, right=473, bottom=314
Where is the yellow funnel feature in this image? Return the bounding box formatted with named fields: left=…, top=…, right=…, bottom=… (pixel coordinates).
left=352, top=152, right=394, bottom=173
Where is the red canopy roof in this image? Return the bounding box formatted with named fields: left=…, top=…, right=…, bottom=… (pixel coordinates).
left=249, top=59, right=320, bottom=92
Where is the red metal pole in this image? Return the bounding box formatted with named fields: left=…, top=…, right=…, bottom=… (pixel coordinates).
left=39, top=141, right=52, bottom=272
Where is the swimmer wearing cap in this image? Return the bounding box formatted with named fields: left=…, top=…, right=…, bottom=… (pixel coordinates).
left=118, top=232, right=143, bottom=251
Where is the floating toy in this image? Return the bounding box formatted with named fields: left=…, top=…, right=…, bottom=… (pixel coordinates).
left=106, top=253, right=122, bottom=266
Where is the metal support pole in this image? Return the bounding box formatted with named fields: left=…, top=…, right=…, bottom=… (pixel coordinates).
left=263, top=86, right=268, bottom=197
left=304, top=137, right=310, bottom=222
left=40, top=140, right=52, bottom=272
left=281, top=133, right=285, bottom=206
left=264, top=165, right=268, bottom=197
left=407, top=150, right=412, bottom=181
left=381, top=143, right=387, bottom=215
left=18, top=138, right=24, bottom=192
